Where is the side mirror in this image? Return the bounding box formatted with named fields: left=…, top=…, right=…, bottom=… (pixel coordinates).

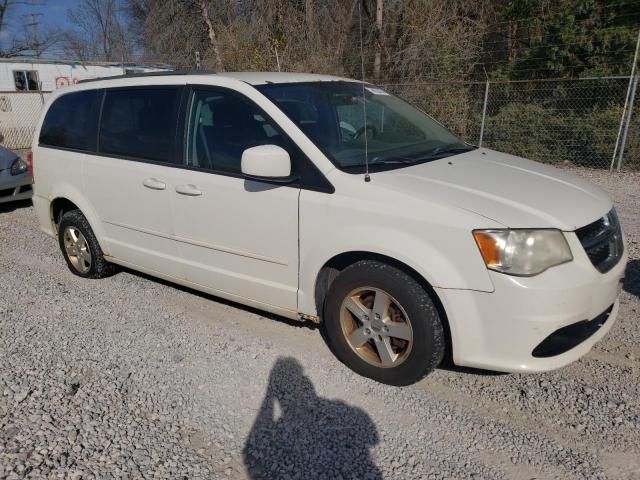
left=241, top=145, right=292, bottom=181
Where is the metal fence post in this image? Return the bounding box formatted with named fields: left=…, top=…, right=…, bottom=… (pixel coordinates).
left=38, top=81, right=45, bottom=105
left=617, top=75, right=638, bottom=171
left=611, top=79, right=631, bottom=171
left=478, top=79, right=489, bottom=146
left=611, top=29, right=640, bottom=171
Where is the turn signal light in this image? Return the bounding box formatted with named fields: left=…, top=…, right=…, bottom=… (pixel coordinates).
left=473, top=231, right=501, bottom=267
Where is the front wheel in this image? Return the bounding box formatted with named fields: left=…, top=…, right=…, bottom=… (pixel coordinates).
left=322, top=260, right=445, bottom=386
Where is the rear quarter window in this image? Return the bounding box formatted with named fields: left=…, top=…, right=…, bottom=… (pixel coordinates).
left=39, top=90, right=101, bottom=151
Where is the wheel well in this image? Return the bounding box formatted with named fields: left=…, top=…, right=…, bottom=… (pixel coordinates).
left=314, top=251, right=453, bottom=363
left=51, top=198, right=79, bottom=227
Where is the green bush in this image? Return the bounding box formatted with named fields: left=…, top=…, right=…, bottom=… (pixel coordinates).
left=483, top=104, right=567, bottom=163
left=483, top=103, right=623, bottom=169
left=620, top=109, right=640, bottom=171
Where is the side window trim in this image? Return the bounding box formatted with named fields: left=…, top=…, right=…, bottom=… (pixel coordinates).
left=174, top=86, right=189, bottom=167
left=95, top=88, right=106, bottom=154
left=184, top=84, right=334, bottom=194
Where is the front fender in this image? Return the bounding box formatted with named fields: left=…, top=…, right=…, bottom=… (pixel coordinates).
left=297, top=224, right=495, bottom=316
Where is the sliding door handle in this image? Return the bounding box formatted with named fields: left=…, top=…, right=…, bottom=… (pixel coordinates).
left=175, top=184, right=202, bottom=196
left=142, top=178, right=166, bottom=190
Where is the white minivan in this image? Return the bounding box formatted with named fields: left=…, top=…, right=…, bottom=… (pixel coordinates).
left=31, top=72, right=627, bottom=385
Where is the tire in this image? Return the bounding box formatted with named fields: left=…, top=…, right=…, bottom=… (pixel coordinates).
left=322, top=260, right=445, bottom=386
left=58, top=210, right=117, bottom=279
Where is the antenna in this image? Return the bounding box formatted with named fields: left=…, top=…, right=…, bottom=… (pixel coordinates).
left=357, top=1, right=371, bottom=182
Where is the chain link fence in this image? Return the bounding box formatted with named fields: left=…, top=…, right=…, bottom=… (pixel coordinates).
left=0, top=92, right=51, bottom=151
left=0, top=77, right=638, bottom=170
left=0, top=92, right=50, bottom=150
left=385, top=76, right=639, bottom=170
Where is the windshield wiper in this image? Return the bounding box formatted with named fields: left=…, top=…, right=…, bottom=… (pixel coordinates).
left=367, top=146, right=475, bottom=165
left=369, top=155, right=416, bottom=165
left=342, top=145, right=476, bottom=170
left=340, top=156, right=416, bottom=170
left=418, top=145, right=476, bottom=160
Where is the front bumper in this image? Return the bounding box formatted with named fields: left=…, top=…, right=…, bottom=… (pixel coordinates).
left=437, top=231, right=628, bottom=373
left=0, top=169, right=32, bottom=204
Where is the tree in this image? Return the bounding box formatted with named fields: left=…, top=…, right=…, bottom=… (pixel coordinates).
left=127, top=0, right=206, bottom=67
left=358, top=0, right=384, bottom=81
left=0, top=0, right=63, bottom=57
left=65, top=0, right=133, bottom=62
left=482, top=0, right=640, bottom=79
left=124, top=0, right=638, bottom=82
left=127, top=0, right=364, bottom=72
left=199, top=0, right=224, bottom=71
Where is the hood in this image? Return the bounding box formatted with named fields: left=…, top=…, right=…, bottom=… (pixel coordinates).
left=0, top=146, right=19, bottom=170
left=373, top=148, right=612, bottom=230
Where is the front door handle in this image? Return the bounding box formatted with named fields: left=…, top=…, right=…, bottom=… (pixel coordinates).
left=175, top=184, right=202, bottom=196
left=142, top=178, right=166, bottom=190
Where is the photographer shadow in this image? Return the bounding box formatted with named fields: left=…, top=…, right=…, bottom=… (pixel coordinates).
left=243, top=357, right=383, bottom=479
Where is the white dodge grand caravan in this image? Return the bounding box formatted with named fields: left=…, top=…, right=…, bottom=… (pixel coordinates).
left=31, top=72, right=627, bottom=385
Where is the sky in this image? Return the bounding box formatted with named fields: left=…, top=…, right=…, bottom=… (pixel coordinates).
left=1, top=0, right=76, bottom=55
left=10, top=0, right=73, bottom=30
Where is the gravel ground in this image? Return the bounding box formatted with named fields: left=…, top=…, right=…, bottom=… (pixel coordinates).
left=0, top=167, right=639, bottom=479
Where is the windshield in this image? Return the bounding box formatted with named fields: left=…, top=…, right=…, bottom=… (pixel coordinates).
left=256, top=81, right=474, bottom=172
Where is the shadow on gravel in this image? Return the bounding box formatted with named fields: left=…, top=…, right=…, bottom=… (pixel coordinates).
left=0, top=198, right=32, bottom=214
left=243, top=357, right=383, bottom=479
left=623, top=260, right=640, bottom=298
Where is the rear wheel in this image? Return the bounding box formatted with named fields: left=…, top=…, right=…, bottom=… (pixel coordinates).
left=323, top=260, right=445, bottom=386
left=58, top=210, right=117, bottom=279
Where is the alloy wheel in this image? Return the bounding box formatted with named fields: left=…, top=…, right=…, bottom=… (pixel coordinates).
left=63, top=226, right=92, bottom=274
left=339, top=287, right=414, bottom=368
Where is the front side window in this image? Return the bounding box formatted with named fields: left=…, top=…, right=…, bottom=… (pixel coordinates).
left=257, top=81, right=473, bottom=172
left=99, top=87, right=180, bottom=163
left=39, top=90, right=101, bottom=151
left=186, top=88, right=288, bottom=174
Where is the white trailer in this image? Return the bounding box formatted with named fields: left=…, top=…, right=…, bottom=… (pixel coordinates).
left=0, top=57, right=169, bottom=91
left=0, top=58, right=171, bottom=149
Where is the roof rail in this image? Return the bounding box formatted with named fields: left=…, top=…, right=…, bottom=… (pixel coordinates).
left=78, top=70, right=216, bottom=84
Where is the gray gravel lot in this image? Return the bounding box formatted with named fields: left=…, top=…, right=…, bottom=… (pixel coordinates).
left=0, top=167, right=639, bottom=479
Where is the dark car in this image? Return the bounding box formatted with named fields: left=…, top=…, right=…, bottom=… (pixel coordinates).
left=0, top=146, right=32, bottom=204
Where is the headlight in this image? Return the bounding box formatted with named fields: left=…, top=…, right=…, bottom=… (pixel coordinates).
left=473, top=229, right=572, bottom=276
left=10, top=158, right=27, bottom=176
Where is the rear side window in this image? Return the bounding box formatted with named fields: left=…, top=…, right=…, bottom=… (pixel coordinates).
left=39, top=90, right=101, bottom=151
left=99, top=88, right=180, bottom=163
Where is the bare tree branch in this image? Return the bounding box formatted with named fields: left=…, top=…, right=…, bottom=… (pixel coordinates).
left=0, top=0, right=61, bottom=57
left=198, top=0, right=224, bottom=71
left=65, top=0, right=133, bottom=62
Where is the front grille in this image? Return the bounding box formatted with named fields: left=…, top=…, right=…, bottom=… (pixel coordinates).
left=575, top=208, right=623, bottom=273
